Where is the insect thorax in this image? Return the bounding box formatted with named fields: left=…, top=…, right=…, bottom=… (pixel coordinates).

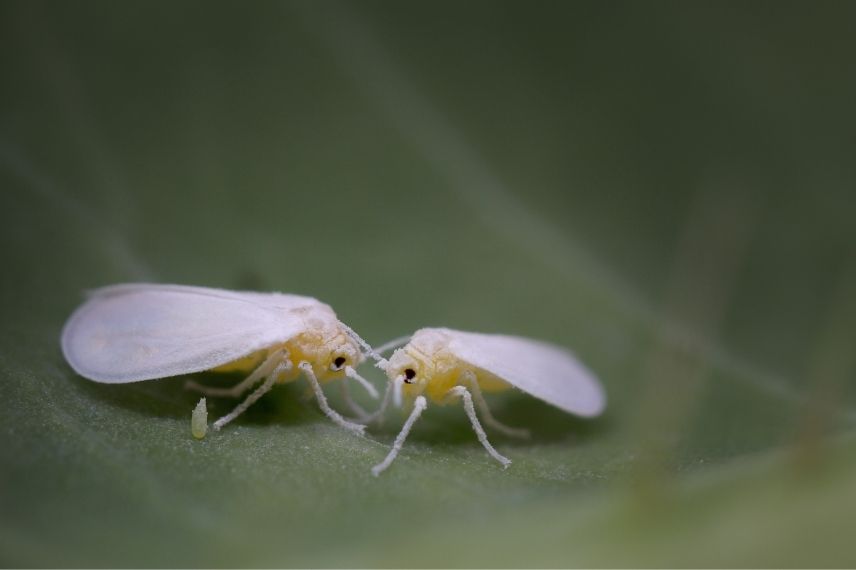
left=285, top=319, right=359, bottom=381
left=392, top=329, right=513, bottom=402
left=392, top=330, right=463, bottom=402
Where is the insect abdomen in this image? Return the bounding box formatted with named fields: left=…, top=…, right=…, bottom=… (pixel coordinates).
left=210, top=349, right=268, bottom=373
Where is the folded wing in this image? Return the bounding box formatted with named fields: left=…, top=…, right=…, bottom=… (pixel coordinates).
left=61, top=284, right=322, bottom=383
left=445, top=328, right=606, bottom=417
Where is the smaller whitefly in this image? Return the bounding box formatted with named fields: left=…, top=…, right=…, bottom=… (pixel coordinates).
left=369, top=327, right=607, bottom=475
left=192, top=397, right=208, bottom=439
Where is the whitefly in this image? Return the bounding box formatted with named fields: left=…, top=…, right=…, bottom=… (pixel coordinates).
left=61, top=283, right=380, bottom=436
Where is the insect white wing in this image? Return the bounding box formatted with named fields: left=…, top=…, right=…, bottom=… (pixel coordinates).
left=61, top=284, right=330, bottom=383
left=443, top=328, right=606, bottom=417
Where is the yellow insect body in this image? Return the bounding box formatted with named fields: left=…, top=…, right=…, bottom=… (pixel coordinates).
left=285, top=330, right=361, bottom=381
left=390, top=340, right=511, bottom=404
left=188, top=323, right=372, bottom=435
left=212, top=328, right=362, bottom=383
left=210, top=351, right=267, bottom=374
left=390, top=330, right=510, bottom=403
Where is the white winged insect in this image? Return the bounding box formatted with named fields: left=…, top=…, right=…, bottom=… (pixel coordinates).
left=61, top=284, right=381, bottom=435
left=367, top=328, right=606, bottom=475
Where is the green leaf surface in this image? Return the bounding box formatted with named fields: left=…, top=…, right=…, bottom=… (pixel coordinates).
left=2, top=1, right=855, bottom=567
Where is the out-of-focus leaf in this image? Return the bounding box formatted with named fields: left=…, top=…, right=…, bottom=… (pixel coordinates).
left=1, top=1, right=855, bottom=566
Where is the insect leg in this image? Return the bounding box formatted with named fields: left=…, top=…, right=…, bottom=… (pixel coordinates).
left=339, top=381, right=371, bottom=421
left=392, top=374, right=404, bottom=408
left=446, top=386, right=512, bottom=468
left=299, top=362, right=366, bottom=436
left=185, top=349, right=287, bottom=398
left=460, top=370, right=530, bottom=439
left=344, top=365, right=379, bottom=399
left=371, top=395, right=428, bottom=476
left=349, top=377, right=394, bottom=426
left=212, top=358, right=292, bottom=431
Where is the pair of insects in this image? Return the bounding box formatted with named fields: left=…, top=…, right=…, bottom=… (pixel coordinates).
left=61, top=284, right=606, bottom=475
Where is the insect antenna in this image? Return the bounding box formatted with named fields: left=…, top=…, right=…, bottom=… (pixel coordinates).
left=339, top=321, right=389, bottom=369
left=373, top=334, right=411, bottom=356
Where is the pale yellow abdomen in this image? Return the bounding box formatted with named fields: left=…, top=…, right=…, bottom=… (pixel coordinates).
left=422, top=360, right=512, bottom=403
left=210, top=350, right=268, bottom=373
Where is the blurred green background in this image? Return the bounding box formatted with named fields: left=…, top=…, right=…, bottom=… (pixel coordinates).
left=1, top=1, right=855, bottom=567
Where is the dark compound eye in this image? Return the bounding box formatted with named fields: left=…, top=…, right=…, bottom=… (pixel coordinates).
left=404, top=368, right=416, bottom=383
left=334, top=356, right=346, bottom=368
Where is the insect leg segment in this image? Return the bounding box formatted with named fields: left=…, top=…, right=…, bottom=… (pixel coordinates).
left=371, top=395, right=428, bottom=476
left=392, top=374, right=404, bottom=409
left=350, top=377, right=394, bottom=426
left=212, top=358, right=292, bottom=431
left=445, top=386, right=512, bottom=468
left=339, top=381, right=371, bottom=421
left=185, top=348, right=287, bottom=398
left=344, top=365, right=379, bottom=399
left=460, top=370, right=531, bottom=439
left=299, top=362, right=366, bottom=436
